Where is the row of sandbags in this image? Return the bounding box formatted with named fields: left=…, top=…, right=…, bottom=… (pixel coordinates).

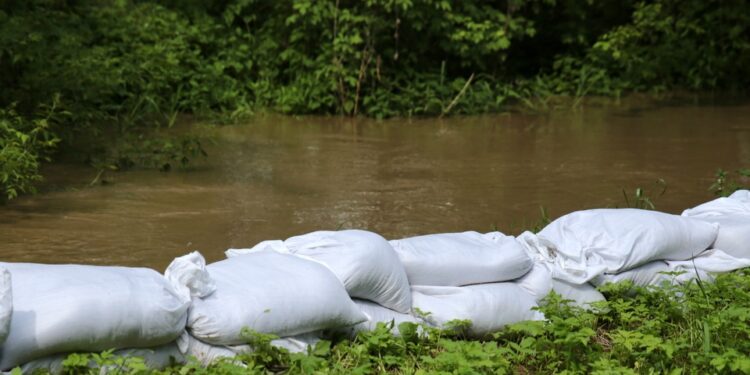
left=0, top=230, right=536, bottom=372
left=519, top=189, right=750, bottom=294
left=2, top=191, right=749, bottom=371
left=168, top=230, right=543, bottom=362
left=170, top=188, right=750, bottom=363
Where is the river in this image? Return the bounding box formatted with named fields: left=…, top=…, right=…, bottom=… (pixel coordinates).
left=1, top=97, right=749, bottom=270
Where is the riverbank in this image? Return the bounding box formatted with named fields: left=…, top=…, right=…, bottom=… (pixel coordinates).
left=3, top=0, right=749, bottom=202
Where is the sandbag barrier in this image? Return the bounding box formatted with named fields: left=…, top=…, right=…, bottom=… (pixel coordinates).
left=1, top=191, right=749, bottom=372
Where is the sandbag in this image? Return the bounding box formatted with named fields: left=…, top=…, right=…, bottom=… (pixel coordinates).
left=591, top=249, right=750, bottom=287
left=515, top=263, right=553, bottom=303
left=730, top=189, right=750, bottom=202
left=682, top=192, right=750, bottom=259
left=0, top=263, right=189, bottom=371
left=535, top=209, right=719, bottom=283
left=591, top=261, right=684, bottom=287
left=411, top=283, right=543, bottom=337
left=336, top=300, right=420, bottom=337
left=11, top=343, right=185, bottom=374
left=0, top=269, right=11, bottom=345
left=551, top=279, right=605, bottom=308
left=683, top=194, right=750, bottom=218
left=177, top=332, right=320, bottom=367
left=228, top=230, right=412, bottom=313
left=164, top=251, right=216, bottom=299
left=514, top=257, right=604, bottom=308
left=389, top=231, right=532, bottom=286
left=270, top=333, right=321, bottom=353
left=170, top=251, right=366, bottom=345
left=698, top=216, right=750, bottom=259
left=177, top=333, right=243, bottom=367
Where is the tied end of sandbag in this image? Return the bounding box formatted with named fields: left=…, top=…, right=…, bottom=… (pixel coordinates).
left=165, top=251, right=216, bottom=302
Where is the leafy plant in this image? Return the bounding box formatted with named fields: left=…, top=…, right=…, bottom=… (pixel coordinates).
left=709, top=168, right=750, bottom=197
left=0, top=103, right=60, bottom=202
left=621, top=178, right=667, bottom=210
left=2, top=0, right=750, bottom=201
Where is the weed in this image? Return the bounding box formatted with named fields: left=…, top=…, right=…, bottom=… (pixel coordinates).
left=709, top=168, right=750, bottom=197
left=621, top=179, right=667, bottom=210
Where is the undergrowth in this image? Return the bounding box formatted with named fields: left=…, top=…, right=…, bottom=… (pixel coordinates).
left=31, top=269, right=750, bottom=374
left=3, top=0, right=750, bottom=201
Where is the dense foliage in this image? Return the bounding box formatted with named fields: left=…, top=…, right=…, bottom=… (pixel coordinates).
left=34, top=269, right=750, bottom=374
left=2, top=0, right=750, bottom=200
left=0, top=103, right=60, bottom=201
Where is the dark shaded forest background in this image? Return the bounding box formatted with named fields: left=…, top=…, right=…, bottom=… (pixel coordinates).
left=1, top=0, right=749, bottom=200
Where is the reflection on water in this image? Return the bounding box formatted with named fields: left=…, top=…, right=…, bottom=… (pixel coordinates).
left=1, top=98, right=749, bottom=270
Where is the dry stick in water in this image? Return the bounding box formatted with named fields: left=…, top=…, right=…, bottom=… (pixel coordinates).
left=89, top=169, right=105, bottom=186
left=440, top=73, right=475, bottom=118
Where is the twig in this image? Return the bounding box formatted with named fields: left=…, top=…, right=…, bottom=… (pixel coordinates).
left=89, top=169, right=105, bottom=187
left=440, top=73, right=474, bottom=118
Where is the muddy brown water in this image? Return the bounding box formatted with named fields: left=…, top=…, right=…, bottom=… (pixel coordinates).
left=1, top=98, right=749, bottom=271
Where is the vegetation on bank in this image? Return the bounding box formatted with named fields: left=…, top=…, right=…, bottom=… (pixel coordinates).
left=27, top=269, right=750, bottom=374
left=2, top=0, right=750, bottom=201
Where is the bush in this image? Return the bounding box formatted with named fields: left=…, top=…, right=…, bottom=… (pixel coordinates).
left=0, top=104, right=59, bottom=202
left=2, top=0, right=750, bottom=201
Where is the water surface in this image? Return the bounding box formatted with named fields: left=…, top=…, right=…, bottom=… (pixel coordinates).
left=1, top=97, right=749, bottom=270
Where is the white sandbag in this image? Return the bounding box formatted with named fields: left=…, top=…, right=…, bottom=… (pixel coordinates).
left=515, top=263, right=553, bottom=303
left=699, top=216, right=750, bottom=259
left=512, top=248, right=605, bottom=308
left=550, top=279, right=605, bottom=307
left=590, top=261, right=702, bottom=287
left=683, top=196, right=750, bottom=217
left=270, top=332, right=321, bottom=353
left=335, top=299, right=420, bottom=337
left=175, top=251, right=366, bottom=345
left=12, top=343, right=185, bottom=374
left=411, top=283, right=544, bottom=337
left=228, top=230, right=412, bottom=313
left=164, top=251, right=216, bottom=299
left=389, top=231, right=533, bottom=286
left=672, top=249, right=750, bottom=273
left=682, top=194, right=750, bottom=259
left=0, top=263, right=190, bottom=371
left=591, top=249, right=750, bottom=287
left=0, top=269, right=11, bottom=345
left=177, top=333, right=244, bottom=367
left=730, top=189, right=750, bottom=202
left=536, top=209, right=719, bottom=284
left=177, top=332, right=320, bottom=367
